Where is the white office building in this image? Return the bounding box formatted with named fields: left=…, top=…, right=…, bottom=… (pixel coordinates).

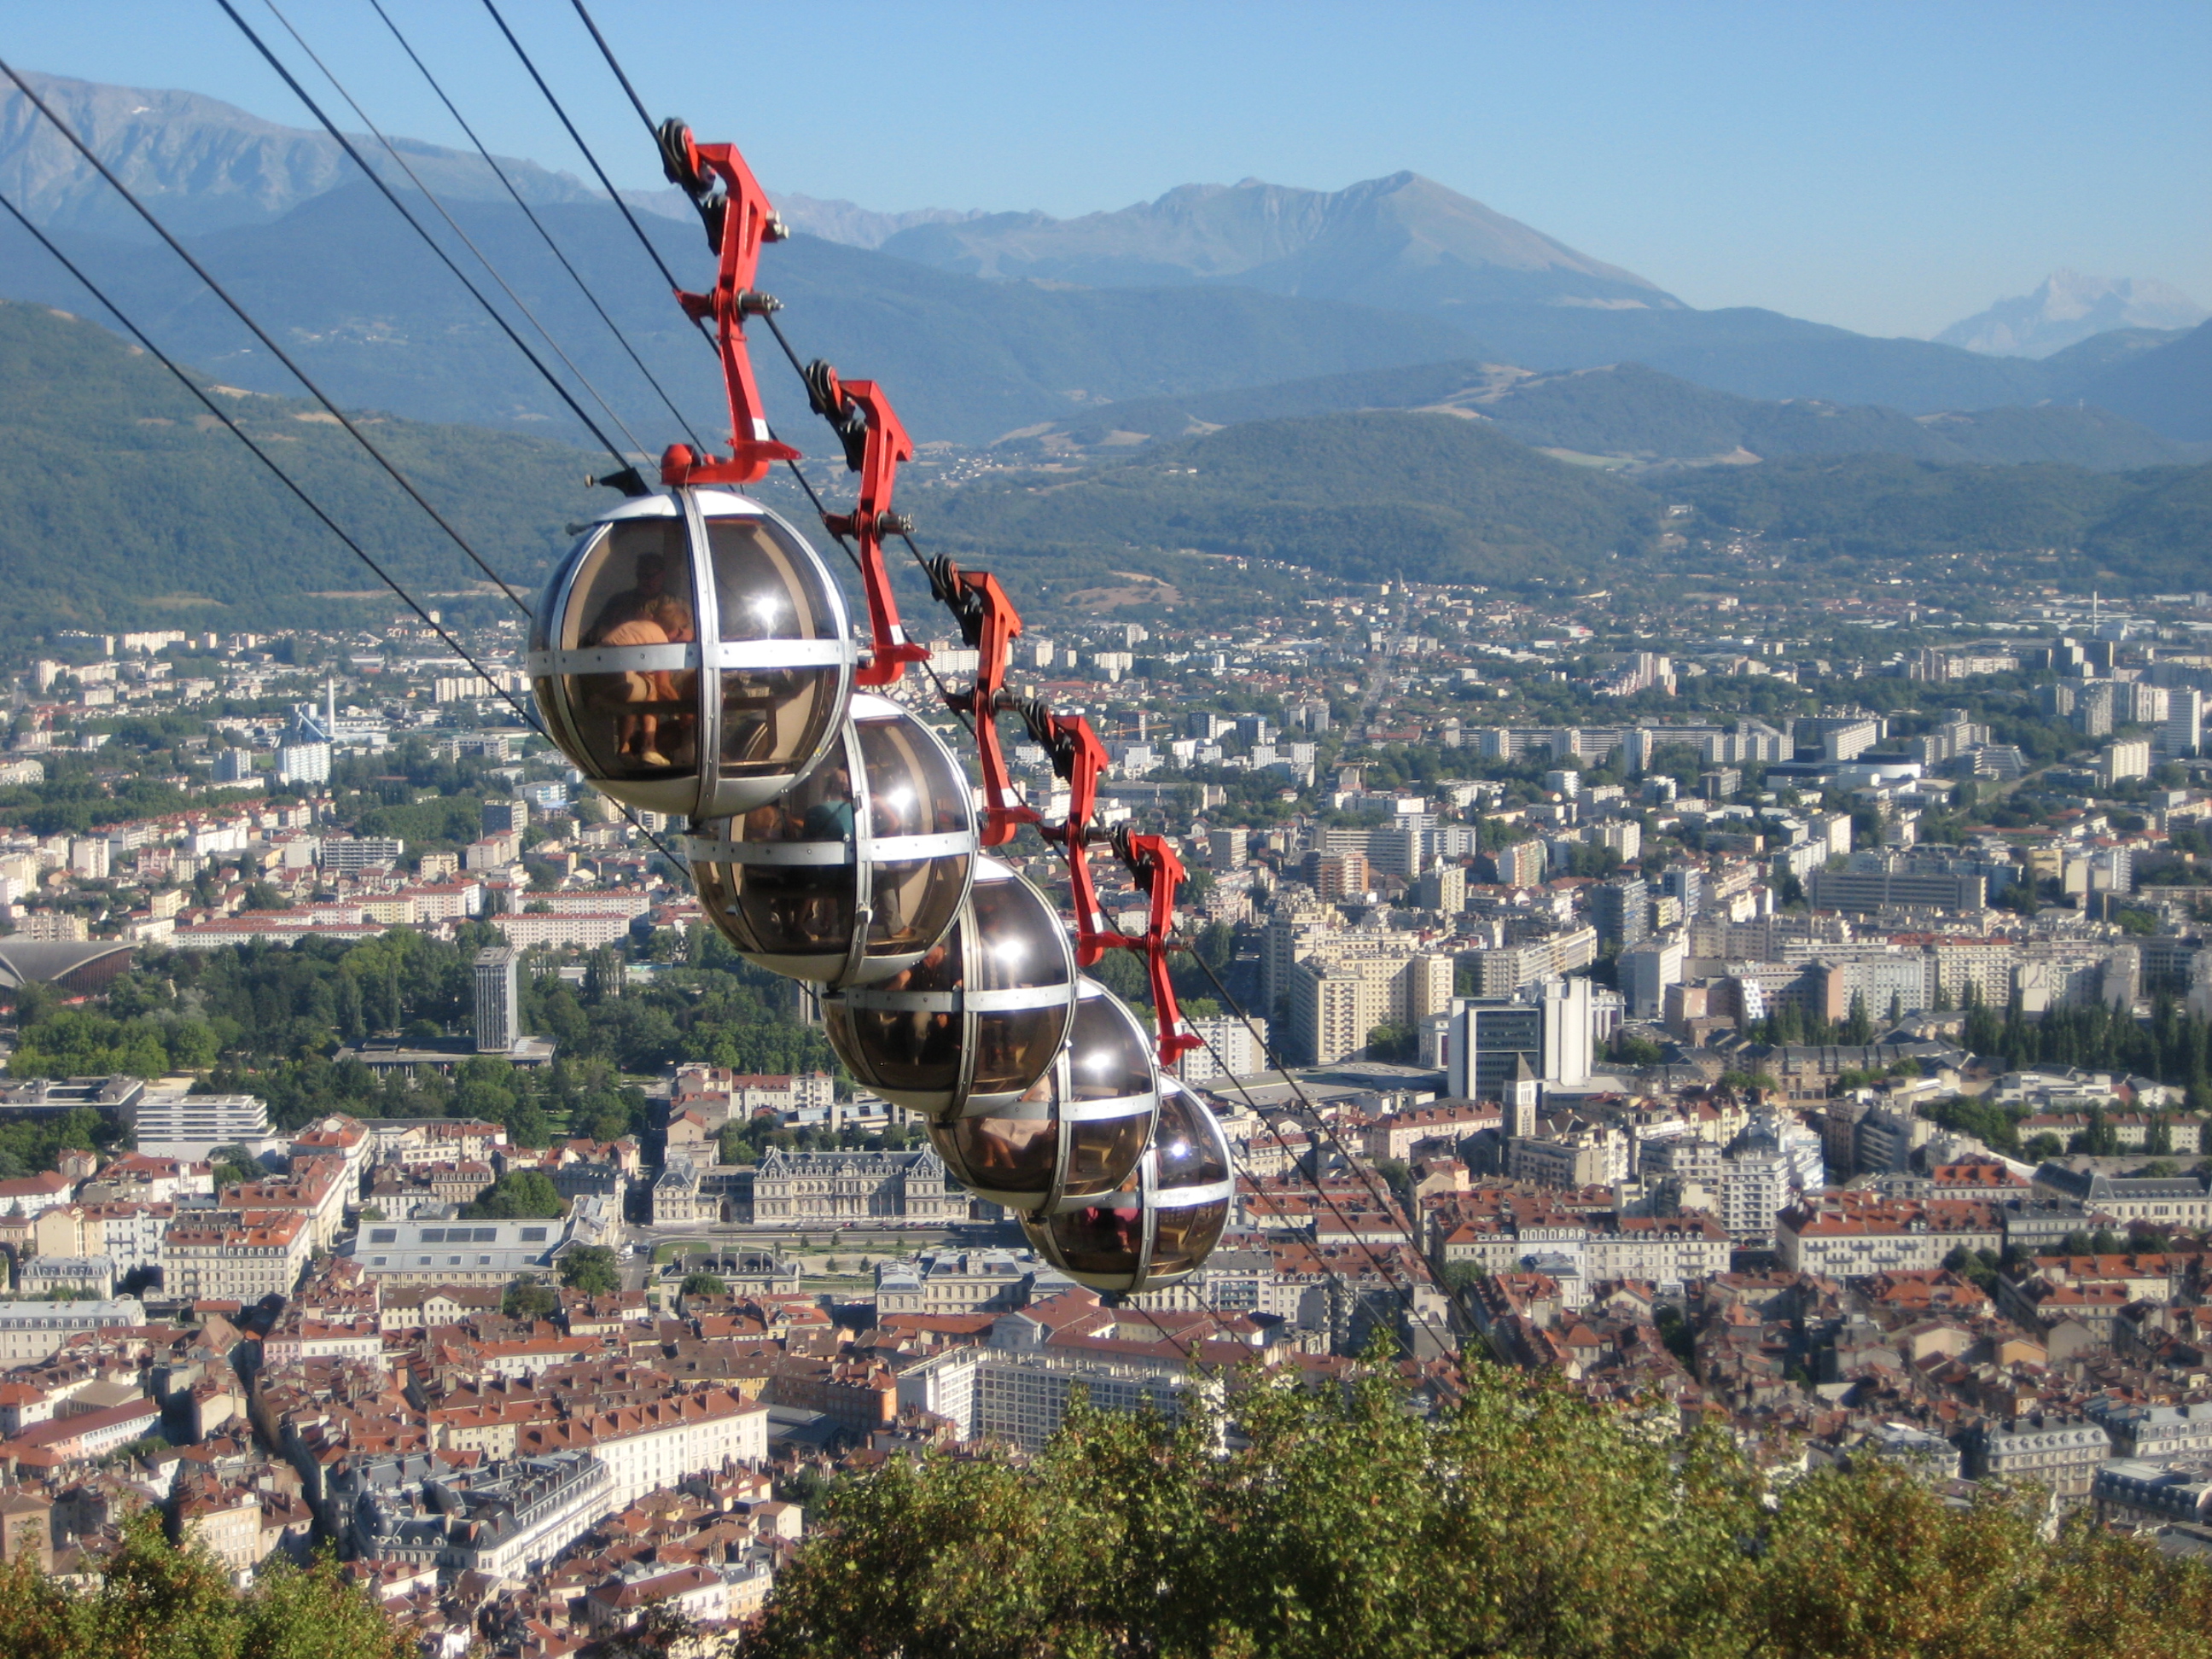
left=134, top=1093, right=273, bottom=1161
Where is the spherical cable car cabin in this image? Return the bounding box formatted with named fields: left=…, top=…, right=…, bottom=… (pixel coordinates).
left=928, top=976, right=1159, bottom=1214
left=686, top=692, right=975, bottom=986
left=528, top=488, right=854, bottom=819
left=823, top=856, right=1077, bottom=1118
left=1019, top=1078, right=1234, bottom=1294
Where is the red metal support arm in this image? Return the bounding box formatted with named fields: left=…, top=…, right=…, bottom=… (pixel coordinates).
left=1029, top=712, right=1109, bottom=965
left=1112, top=831, right=1202, bottom=1068
left=656, top=122, right=800, bottom=487
left=937, top=565, right=1034, bottom=846
left=810, top=367, right=930, bottom=688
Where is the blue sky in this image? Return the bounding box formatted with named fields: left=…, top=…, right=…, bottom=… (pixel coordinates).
left=9, top=0, right=2209, bottom=340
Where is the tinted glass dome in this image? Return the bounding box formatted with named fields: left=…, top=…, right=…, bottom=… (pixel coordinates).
left=1019, top=1080, right=1236, bottom=1293
left=823, top=858, right=1076, bottom=1117
left=689, top=695, right=975, bottom=986
left=528, top=489, right=853, bottom=818
left=928, top=979, right=1158, bottom=1213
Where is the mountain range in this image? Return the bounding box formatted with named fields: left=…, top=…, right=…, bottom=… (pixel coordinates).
left=0, top=70, right=600, bottom=238
left=1, top=294, right=2204, bottom=650
left=0, top=68, right=2204, bottom=450
left=876, top=171, right=1676, bottom=313
left=0, top=61, right=2203, bottom=602
left=1935, top=270, right=2206, bottom=358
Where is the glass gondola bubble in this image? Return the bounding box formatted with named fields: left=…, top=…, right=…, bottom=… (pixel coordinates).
left=527, top=487, right=854, bottom=819
left=1018, top=1078, right=1234, bottom=1295
left=823, top=857, right=1076, bottom=1117
left=686, top=693, right=976, bottom=987
left=928, top=977, right=1159, bottom=1214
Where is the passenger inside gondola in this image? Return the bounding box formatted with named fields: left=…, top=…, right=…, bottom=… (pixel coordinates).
left=597, top=594, right=694, bottom=767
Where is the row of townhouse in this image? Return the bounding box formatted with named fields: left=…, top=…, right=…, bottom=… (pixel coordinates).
left=513, top=1389, right=768, bottom=1511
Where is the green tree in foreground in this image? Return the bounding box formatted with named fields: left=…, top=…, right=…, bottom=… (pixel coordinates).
left=559, top=1244, right=620, bottom=1295
left=748, top=1357, right=2212, bottom=1659
left=680, top=1271, right=728, bottom=1298
left=0, top=1510, right=408, bottom=1659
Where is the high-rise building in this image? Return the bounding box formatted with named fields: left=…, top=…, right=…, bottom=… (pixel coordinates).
left=481, top=799, right=530, bottom=836
left=474, top=946, right=521, bottom=1054
left=1620, top=935, right=1686, bottom=1020
left=1413, top=863, right=1466, bottom=915
left=1659, top=864, right=1702, bottom=918
left=1482, top=839, right=1545, bottom=887
left=2161, top=689, right=2204, bottom=760
left=1592, top=877, right=1650, bottom=951
left=1447, top=977, right=1592, bottom=1102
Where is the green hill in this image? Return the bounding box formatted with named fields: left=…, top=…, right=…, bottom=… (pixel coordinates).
left=929, top=410, right=1655, bottom=585
left=0, top=298, right=601, bottom=637
left=1065, top=359, right=2190, bottom=471
left=936, top=404, right=2212, bottom=597
left=1660, top=452, right=2212, bottom=589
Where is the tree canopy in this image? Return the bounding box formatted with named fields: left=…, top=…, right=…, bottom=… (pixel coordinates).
left=461, top=1169, right=566, bottom=1220
left=0, top=1511, right=409, bottom=1659
left=559, top=1245, right=620, bottom=1296
left=748, top=1356, right=2212, bottom=1659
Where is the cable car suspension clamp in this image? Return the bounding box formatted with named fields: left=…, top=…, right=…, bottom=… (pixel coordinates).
left=932, top=561, right=1037, bottom=846
left=806, top=362, right=930, bottom=689
left=656, top=119, right=800, bottom=487
left=1105, top=827, right=1202, bottom=1068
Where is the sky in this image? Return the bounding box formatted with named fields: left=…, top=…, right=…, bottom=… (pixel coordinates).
left=5, top=0, right=2209, bottom=340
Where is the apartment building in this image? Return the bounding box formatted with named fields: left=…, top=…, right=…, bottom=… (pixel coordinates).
left=163, top=1210, right=312, bottom=1303
left=1289, top=950, right=1452, bottom=1064
left=1776, top=1194, right=2004, bottom=1276
left=514, top=1389, right=768, bottom=1511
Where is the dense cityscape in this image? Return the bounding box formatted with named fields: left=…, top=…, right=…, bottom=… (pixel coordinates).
left=4, top=531, right=2212, bottom=1649
left=0, top=3, right=2207, bottom=1653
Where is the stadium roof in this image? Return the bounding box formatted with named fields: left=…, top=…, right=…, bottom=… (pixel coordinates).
left=0, top=939, right=137, bottom=993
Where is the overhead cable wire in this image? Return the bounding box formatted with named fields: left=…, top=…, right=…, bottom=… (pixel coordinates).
left=211, top=0, right=643, bottom=480
left=259, top=0, right=652, bottom=461
left=0, top=199, right=690, bottom=876
left=363, top=0, right=711, bottom=453
left=0, top=189, right=539, bottom=771
left=567, top=0, right=660, bottom=137
left=486, top=0, right=857, bottom=620
left=0, top=55, right=535, bottom=617
left=1179, top=945, right=1474, bottom=1343
left=479, top=0, right=696, bottom=305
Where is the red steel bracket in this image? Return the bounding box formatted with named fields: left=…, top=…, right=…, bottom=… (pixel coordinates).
left=1030, top=712, right=1110, bottom=964
left=811, top=367, right=930, bottom=688
left=938, top=565, right=1034, bottom=846
left=657, top=122, right=801, bottom=486
left=1109, top=830, right=1202, bottom=1068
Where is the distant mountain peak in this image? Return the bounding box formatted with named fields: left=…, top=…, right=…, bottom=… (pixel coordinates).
left=0, top=67, right=598, bottom=241
left=1935, top=271, right=2207, bottom=358
left=873, top=170, right=1678, bottom=317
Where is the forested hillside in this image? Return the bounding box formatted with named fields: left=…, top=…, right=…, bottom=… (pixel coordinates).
left=0, top=299, right=599, bottom=633
left=1068, top=358, right=2192, bottom=470
left=932, top=410, right=1656, bottom=586
left=1664, top=453, right=2212, bottom=587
